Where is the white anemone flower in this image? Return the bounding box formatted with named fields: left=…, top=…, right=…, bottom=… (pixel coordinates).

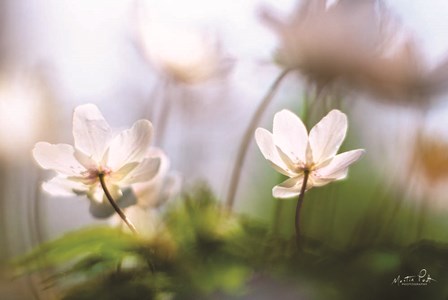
left=32, top=104, right=161, bottom=204
left=110, top=148, right=182, bottom=236
left=255, top=109, right=364, bottom=199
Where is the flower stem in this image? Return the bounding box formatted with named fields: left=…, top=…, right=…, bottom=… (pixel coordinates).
left=295, top=169, right=310, bottom=249
left=98, top=173, right=137, bottom=234
left=272, top=90, right=311, bottom=233
left=225, top=69, right=292, bottom=210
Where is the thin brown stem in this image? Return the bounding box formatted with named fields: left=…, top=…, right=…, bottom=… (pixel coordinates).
left=225, top=69, right=292, bottom=210
left=98, top=173, right=137, bottom=234
left=295, top=170, right=310, bottom=249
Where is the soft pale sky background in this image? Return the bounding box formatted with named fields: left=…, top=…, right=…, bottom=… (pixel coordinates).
left=2, top=0, right=448, bottom=241
left=3, top=0, right=448, bottom=120
left=8, top=0, right=448, bottom=104
left=2, top=2, right=448, bottom=298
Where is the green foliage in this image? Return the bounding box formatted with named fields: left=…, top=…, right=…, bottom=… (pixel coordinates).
left=13, top=227, right=141, bottom=277
left=11, top=184, right=448, bottom=300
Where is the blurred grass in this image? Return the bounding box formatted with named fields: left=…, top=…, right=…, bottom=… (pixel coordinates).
left=9, top=184, right=448, bottom=299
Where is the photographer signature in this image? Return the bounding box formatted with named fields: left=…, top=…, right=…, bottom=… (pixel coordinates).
left=392, top=269, right=436, bottom=286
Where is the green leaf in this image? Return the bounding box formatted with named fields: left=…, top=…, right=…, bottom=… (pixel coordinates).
left=12, top=226, right=142, bottom=276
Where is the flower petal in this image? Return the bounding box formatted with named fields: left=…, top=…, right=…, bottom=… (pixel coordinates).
left=119, top=157, right=161, bottom=185
left=86, top=184, right=102, bottom=203
left=255, top=128, right=296, bottom=177
left=315, top=149, right=365, bottom=180
left=73, top=104, right=113, bottom=162
left=110, top=162, right=139, bottom=182
left=107, top=120, right=153, bottom=170
left=132, top=150, right=172, bottom=207
left=272, top=176, right=307, bottom=199
left=309, top=109, right=347, bottom=164
left=103, top=183, right=122, bottom=202
left=33, top=142, right=87, bottom=176
left=147, top=147, right=170, bottom=176
left=42, top=176, right=88, bottom=196
left=112, top=206, right=160, bottom=237
left=87, top=182, right=122, bottom=204
left=159, top=172, right=182, bottom=204
left=74, top=149, right=98, bottom=170
left=89, top=188, right=137, bottom=219
left=272, top=109, right=308, bottom=164
left=308, top=175, right=336, bottom=188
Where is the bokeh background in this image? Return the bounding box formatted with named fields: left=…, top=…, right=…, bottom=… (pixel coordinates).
left=2, top=0, right=448, bottom=298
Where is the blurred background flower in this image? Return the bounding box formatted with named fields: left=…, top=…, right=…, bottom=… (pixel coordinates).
left=260, top=0, right=388, bottom=92
left=0, top=69, right=54, bottom=159
left=2, top=0, right=448, bottom=298
left=136, top=7, right=231, bottom=85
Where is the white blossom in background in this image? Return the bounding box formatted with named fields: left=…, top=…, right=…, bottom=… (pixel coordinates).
left=260, top=0, right=389, bottom=89
left=32, top=103, right=161, bottom=204
left=255, top=109, right=364, bottom=198
left=261, top=0, right=448, bottom=105
left=137, top=7, right=231, bottom=85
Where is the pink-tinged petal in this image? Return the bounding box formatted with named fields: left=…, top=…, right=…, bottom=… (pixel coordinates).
left=255, top=128, right=296, bottom=177
left=74, top=149, right=98, bottom=170
left=119, top=157, right=161, bottom=185
left=272, top=176, right=310, bottom=199
left=73, top=104, right=113, bottom=162
left=42, top=176, right=88, bottom=196
left=315, top=149, right=365, bottom=180
left=276, top=145, right=299, bottom=171
left=272, top=109, right=308, bottom=164
left=32, top=142, right=87, bottom=176
left=308, top=109, right=347, bottom=164
left=67, top=174, right=99, bottom=186
left=308, top=174, right=337, bottom=188
left=107, top=120, right=153, bottom=170
left=272, top=172, right=317, bottom=198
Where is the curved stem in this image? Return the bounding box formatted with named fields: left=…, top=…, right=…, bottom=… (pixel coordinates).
left=295, top=170, right=310, bottom=249
left=225, top=69, right=292, bottom=210
left=98, top=174, right=137, bottom=234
